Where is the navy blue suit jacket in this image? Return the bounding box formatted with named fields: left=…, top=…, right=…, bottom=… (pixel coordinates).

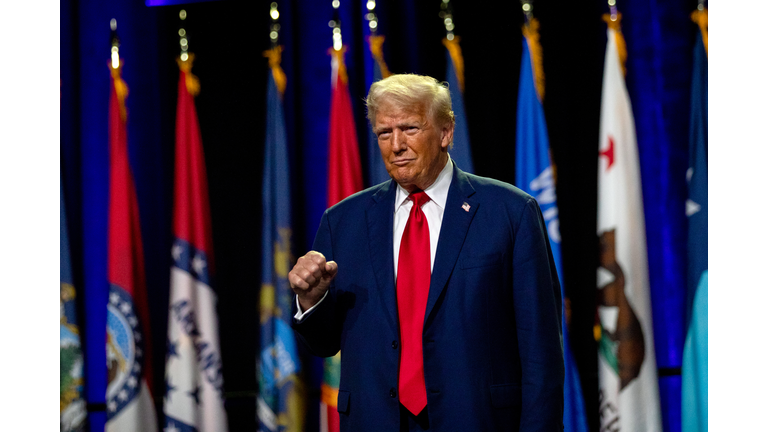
left=293, top=164, right=564, bottom=431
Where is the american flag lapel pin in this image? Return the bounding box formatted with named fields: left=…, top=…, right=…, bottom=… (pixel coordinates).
left=462, top=202, right=470, bottom=212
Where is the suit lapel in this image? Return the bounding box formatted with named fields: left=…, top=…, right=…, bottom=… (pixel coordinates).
left=367, top=180, right=399, bottom=332
left=425, top=165, right=477, bottom=326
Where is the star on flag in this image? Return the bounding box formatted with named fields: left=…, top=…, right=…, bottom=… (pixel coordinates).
left=600, top=136, right=616, bottom=170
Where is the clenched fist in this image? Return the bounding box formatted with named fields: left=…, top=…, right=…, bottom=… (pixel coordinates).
left=289, top=251, right=338, bottom=312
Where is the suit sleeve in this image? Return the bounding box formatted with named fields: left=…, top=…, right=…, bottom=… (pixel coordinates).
left=291, top=210, right=343, bottom=358
left=512, top=198, right=564, bottom=431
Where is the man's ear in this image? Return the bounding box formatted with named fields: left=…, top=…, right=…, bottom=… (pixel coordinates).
left=440, top=123, right=455, bottom=149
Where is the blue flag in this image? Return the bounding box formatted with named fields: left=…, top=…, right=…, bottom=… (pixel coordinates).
left=257, top=49, right=305, bottom=432
left=682, top=19, right=708, bottom=432
left=61, top=179, right=87, bottom=432
left=365, top=36, right=391, bottom=187
left=443, top=38, right=474, bottom=173
left=515, top=37, right=589, bottom=432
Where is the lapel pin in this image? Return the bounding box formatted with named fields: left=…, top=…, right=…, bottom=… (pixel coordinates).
left=462, top=202, right=470, bottom=212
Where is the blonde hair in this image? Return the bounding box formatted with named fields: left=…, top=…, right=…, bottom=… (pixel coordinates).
left=366, top=74, right=455, bottom=129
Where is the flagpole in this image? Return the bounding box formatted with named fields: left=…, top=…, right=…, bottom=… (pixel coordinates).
left=269, top=2, right=280, bottom=48
left=520, top=0, right=533, bottom=23
left=365, top=0, right=379, bottom=36
left=439, top=0, right=455, bottom=41
left=179, top=9, right=190, bottom=61
left=608, top=0, right=618, bottom=21
left=110, top=19, right=120, bottom=70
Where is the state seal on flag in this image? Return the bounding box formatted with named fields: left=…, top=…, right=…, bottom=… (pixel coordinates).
left=106, top=284, right=146, bottom=418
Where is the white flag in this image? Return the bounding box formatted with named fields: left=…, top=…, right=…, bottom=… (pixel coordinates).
left=596, top=18, right=662, bottom=432
left=164, top=245, right=228, bottom=432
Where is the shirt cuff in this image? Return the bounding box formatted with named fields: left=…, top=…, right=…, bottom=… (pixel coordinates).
left=293, top=290, right=329, bottom=322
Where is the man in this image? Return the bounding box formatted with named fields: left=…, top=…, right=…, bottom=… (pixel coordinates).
left=290, top=74, right=563, bottom=431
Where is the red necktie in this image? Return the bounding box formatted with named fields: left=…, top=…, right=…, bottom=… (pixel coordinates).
left=397, top=191, right=431, bottom=415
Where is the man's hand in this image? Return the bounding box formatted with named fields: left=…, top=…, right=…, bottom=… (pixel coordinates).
left=289, top=251, right=338, bottom=312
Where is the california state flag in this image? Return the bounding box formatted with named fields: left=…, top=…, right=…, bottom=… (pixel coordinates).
left=595, top=14, right=662, bottom=432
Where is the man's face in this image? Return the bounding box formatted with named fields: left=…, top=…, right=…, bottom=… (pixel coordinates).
left=373, top=100, right=453, bottom=192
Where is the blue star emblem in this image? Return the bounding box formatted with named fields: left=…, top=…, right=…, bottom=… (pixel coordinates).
left=188, top=385, right=201, bottom=406
left=165, top=377, right=176, bottom=402
left=167, top=338, right=179, bottom=359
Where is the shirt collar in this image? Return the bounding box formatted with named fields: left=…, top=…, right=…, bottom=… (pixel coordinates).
left=395, top=156, right=453, bottom=211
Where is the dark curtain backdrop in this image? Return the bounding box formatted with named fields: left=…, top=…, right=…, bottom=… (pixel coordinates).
left=60, top=0, right=698, bottom=430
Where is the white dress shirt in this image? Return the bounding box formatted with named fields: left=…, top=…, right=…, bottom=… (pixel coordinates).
left=392, top=157, right=452, bottom=277
left=295, top=157, right=454, bottom=320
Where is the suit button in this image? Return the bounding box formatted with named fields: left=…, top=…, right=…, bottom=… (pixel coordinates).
left=390, top=388, right=396, bottom=398
left=392, top=341, right=398, bottom=349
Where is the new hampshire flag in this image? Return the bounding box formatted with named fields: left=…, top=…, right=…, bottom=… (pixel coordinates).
left=257, top=46, right=305, bottom=432
left=596, top=13, right=662, bottom=432
left=514, top=19, right=588, bottom=432
left=164, top=55, right=228, bottom=432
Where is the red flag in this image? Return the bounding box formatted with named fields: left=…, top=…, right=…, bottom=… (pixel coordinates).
left=327, top=48, right=363, bottom=207
left=322, top=47, right=363, bottom=432
left=106, top=60, right=158, bottom=431
left=172, top=59, right=213, bottom=256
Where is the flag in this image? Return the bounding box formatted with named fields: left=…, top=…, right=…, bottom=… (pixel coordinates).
left=442, top=37, right=474, bottom=173
left=61, top=179, right=87, bottom=432
left=105, top=59, right=159, bottom=432
left=257, top=46, right=306, bottom=432
left=595, top=13, right=662, bottom=432
left=322, top=47, right=364, bottom=432
left=164, top=55, right=229, bottom=432
left=328, top=48, right=364, bottom=206
left=682, top=10, right=708, bottom=432
left=514, top=19, right=589, bottom=432
left=365, top=35, right=392, bottom=187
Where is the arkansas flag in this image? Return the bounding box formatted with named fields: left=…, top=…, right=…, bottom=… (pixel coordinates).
left=106, top=58, right=159, bottom=432
left=595, top=13, right=662, bottom=432
left=164, top=55, right=229, bottom=432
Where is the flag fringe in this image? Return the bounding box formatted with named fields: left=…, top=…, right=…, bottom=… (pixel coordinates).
left=329, top=47, right=349, bottom=86
left=264, top=46, right=288, bottom=96
left=320, top=383, right=339, bottom=408
left=522, top=18, right=546, bottom=102
left=368, top=35, right=392, bottom=79
left=691, top=9, right=708, bottom=57
left=442, top=37, right=465, bottom=93
left=108, top=60, right=129, bottom=121
left=177, top=54, right=201, bottom=96
left=602, top=13, right=628, bottom=77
